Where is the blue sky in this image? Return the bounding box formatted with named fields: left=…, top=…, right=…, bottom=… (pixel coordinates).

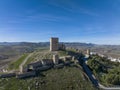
left=0, top=0, right=120, bottom=44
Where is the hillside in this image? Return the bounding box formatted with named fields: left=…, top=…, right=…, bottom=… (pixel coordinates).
left=0, top=66, right=97, bottom=90
left=0, top=41, right=120, bottom=89
left=87, top=55, right=120, bottom=86
left=0, top=44, right=49, bottom=71
left=0, top=46, right=99, bottom=90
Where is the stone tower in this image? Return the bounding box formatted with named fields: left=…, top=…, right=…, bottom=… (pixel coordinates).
left=50, top=37, right=59, bottom=51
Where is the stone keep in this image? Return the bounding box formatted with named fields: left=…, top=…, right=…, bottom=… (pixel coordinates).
left=50, top=37, right=59, bottom=51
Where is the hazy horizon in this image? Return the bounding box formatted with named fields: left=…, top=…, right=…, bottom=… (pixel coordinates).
left=0, top=0, right=120, bottom=44
left=1, top=41, right=120, bottom=45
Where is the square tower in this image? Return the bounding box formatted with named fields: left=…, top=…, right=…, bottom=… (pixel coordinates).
left=50, top=37, right=59, bottom=51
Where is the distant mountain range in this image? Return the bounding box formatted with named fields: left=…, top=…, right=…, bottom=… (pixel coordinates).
left=0, top=42, right=50, bottom=47
left=0, top=42, right=119, bottom=47
left=0, top=42, right=96, bottom=46
left=0, top=42, right=120, bottom=58
left=0, top=42, right=21, bottom=45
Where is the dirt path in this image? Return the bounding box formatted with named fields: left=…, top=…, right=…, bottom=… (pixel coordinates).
left=19, top=53, right=33, bottom=69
